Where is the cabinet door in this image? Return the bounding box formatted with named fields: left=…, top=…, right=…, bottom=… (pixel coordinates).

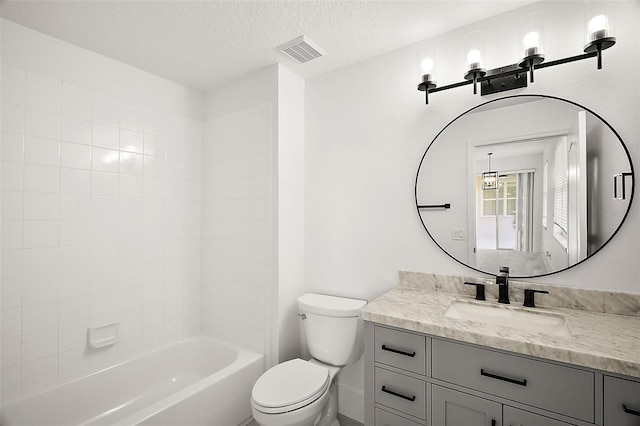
left=504, top=406, right=576, bottom=426
left=432, top=385, right=501, bottom=426
left=604, top=376, right=640, bottom=426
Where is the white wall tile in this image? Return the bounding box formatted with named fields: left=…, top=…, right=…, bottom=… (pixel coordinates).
left=23, top=220, right=59, bottom=248
left=24, top=192, right=59, bottom=220
left=1, top=103, right=26, bottom=134
left=120, top=129, right=143, bottom=153
left=60, top=194, right=91, bottom=219
left=24, top=164, right=60, bottom=193
left=1, top=307, right=22, bottom=338
left=143, top=155, right=164, bottom=178
left=58, top=321, right=88, bottom=352
left=91, top=195, right=118, bottom=220
left=59, top=245, right=90, bottom=273
left=60, top=141, right=91, bottom=169
left=24, top=136, right=60, bottom=167
left=2, top=336, right=22, bottom=369
left=58, top=270, right=91, bottom=299
left=22, top=302, right=58, bottom=335
left=90, top=290, right=117, bottom=323
left=22, top=274, right=58, bottom=306
left=91, top=220, right=118, bottom=245
left=1, top=221, right=23, bottom=250
left=58, top=347, right=91, bottom=381
left=2, top=64, right=26, bottom=105
left=120, top=106, right=145, bottom=132
left=58, top=296, right=90, bottom=326
left=143, top=134, right=166, bottom=157
left=91, top=171, right=118, bottom=196
left=92, top=123, right=119, bottom=149
left=1, top=366, right=22, bottom=400
left=62, top=82, right=92, bottom=120
left=61, top=116, right=92, bottom=145
left=2, top=191, right=24, bottom=220
left=118, top=174, right=143, bottom=198
left=91, top=147, right=119, bottom=173
left=26, top=72, right=61, bottom=113
left=21, top=355, right=57, bottom=394
left=90, top=243, right=118, bottom=269
left=60, top=168, right=91, bottom=195
left=22, top=247, right=58, bottom=277
left=2, top=132, right=25, bottom=162
left=1, top=161, right=24, bottom=191
left=93, top=92, right=120, bottom=126
left=1, top=249, right=22, bottom=280
left=25, top=108, right=60, bottom=140
left=60, top=220, right=91, bottom=246
left=119, top=152, right=143, bottom=176
left=1, top=278, right=22, bottom=310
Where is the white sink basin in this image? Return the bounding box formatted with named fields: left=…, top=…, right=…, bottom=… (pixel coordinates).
left=444, top=300, right=571, bottom=337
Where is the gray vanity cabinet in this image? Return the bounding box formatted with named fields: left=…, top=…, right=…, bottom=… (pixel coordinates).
left=365, top=322, right=640, bottom=426
left=503, top=407, right=576, bottom=426
left=603, top=376, right=640, bottom=425
left=431, top=384, right=501, bottom=426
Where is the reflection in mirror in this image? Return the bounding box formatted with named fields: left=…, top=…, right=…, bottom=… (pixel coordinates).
left=416, top=95, right=634, bottom=278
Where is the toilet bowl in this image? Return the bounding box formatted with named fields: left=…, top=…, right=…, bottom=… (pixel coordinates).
left=251, top=359, right=340, bottom=426
left=251, top=293, right=367, bottom=426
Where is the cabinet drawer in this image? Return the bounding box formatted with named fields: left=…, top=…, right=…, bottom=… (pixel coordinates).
left=604, top=376, right=640, bottom=426
left=375, top=367, right=426, bottom=420
left=375, top=407, right=424, bottom=426
left=504, top=406, right=577, bottom=426
left=375, top=326, right=426, bottom=375
left=432, top=339, right=594, bottom=423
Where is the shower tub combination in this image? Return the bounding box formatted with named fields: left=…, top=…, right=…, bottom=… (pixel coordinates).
left=1, top=336, right=263, bottom=426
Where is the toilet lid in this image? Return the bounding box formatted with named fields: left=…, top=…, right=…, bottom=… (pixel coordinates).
left=252, top=359, right=330, bottom=412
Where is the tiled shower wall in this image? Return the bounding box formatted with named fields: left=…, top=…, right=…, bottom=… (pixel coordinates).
left=0, top=62, right=203, bottom=398
left=201, top=101, right=274, bottom=360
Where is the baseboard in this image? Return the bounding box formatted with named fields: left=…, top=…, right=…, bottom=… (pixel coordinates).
left=338, top=382, right=364, bottom=424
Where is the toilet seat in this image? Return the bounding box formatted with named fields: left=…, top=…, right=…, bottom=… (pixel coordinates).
left=252, top=359, right=330, bottom=414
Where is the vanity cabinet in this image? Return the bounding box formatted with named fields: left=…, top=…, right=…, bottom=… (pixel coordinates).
left=431, top=385, right=501, bottom=426
left=365, top=322, right=640, bottom=426
left=603, top=376, right=640, bottom=425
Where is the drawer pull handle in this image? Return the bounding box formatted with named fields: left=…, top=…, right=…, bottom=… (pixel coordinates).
left=381, top=385, right=416, bottom=402
left=623, top=404, right=640, bottom=417
left=481, top=369, right=527, bottom=387
left=381, top=344, right=416, bottom=358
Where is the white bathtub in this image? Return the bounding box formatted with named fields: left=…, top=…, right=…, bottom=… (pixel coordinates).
left=1, top=336, right=264, bottom=426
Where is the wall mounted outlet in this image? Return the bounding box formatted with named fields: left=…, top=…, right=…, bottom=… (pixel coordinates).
left=452, top=228, right=465, bottom=240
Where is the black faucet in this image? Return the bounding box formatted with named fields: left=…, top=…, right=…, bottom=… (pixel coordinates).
left=496, top=266, right=510, bottom=304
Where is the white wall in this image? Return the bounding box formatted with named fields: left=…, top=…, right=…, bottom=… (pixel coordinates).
left=306, top=1, right=640, bottom=421
left=201, top=63, right=306, bottom=370
left=202, top=66, right=277, bottom=366
left=1, top=19, right=204, bottom=400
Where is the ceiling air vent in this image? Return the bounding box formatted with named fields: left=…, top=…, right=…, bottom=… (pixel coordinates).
left=277, top=35, right=325, bottom=64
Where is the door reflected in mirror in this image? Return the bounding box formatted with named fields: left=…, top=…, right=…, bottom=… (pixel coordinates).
left=416, top=95, right=634, bottom=278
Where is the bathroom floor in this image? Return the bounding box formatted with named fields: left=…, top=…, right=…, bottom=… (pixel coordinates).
left=247, top=414, right=363, bottom=426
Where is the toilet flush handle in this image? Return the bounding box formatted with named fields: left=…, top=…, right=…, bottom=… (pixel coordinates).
left=298, top=313, right=307, bottom=320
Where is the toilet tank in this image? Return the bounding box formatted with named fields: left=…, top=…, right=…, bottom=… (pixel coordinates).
left=298, top=293, right=367, bottom=366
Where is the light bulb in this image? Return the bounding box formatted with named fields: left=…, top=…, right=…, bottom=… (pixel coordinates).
left=523, top=31, right=540, bottom=49
left=523, top=31, right=540, bottom=57
left=588, top=15, right=607, bottom=33
left=466, top=49, right=482, bottom=70
left=420, top=57, right=434, bottom=74
left=588, top=14, right=608, bottom=40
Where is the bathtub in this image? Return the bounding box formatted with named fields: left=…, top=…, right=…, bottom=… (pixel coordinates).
left=1, top=336, right=264, bottom=426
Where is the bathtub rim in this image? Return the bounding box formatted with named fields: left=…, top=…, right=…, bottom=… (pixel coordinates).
left=1, top=334, right=264, bottom=423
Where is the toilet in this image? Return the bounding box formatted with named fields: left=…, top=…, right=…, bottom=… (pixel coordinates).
left=251, top=293, right=367, bottom=426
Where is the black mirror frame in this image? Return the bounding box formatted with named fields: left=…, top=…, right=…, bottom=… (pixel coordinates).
left=414, top=94, right=635, bottom=279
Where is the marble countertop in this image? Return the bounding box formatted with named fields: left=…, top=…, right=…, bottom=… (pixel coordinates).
left=360, top=285, right=640, bottom=378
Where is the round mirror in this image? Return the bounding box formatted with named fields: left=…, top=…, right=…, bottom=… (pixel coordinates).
left=415, top=95, right=634, bottom=278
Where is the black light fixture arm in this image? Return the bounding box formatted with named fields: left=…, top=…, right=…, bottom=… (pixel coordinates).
left=425, top=50, right=599, bottom=99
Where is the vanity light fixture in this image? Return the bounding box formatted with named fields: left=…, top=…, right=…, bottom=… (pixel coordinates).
left=482, top=153, right=498, bottom=190
left=417, top=12, right=616, bottom=104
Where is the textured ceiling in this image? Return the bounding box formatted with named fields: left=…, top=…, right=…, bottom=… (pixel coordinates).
left=1, top=0, right=533, bottom=93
